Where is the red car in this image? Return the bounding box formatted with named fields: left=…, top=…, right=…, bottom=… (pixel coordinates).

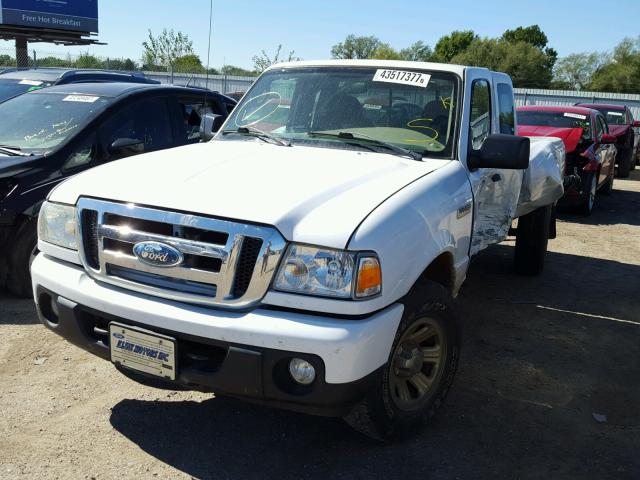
left=517, top=105, right=617, bottom=214
left=576, top=103, right=640, bottom=178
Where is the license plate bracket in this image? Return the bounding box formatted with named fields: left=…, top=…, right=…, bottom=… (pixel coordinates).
left=109, top=322, right=177, bottom=380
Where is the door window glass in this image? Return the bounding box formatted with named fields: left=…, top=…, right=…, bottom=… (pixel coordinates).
left=497, top=83, right=515, bottom=135
left=101, top=97, right=173, bottom=158
left=469, top=80, right=491, bottom=150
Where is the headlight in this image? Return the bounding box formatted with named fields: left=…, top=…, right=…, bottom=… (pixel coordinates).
left=273, top=244, right=381, bottom=299
left=37, top=201, right=78, bottom=250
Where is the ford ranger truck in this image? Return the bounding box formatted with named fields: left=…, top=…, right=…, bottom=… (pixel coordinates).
left=31, top=60, right=564, bottom=440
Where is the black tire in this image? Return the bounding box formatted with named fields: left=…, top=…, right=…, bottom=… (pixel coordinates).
left=601, top=169, right=614, bottom=195
left=578, top=172, right=597, bottom=215
left=514, top=204, right=552, bottom=276
left=343, top=281, right=460, bottom=441
left=616, top=148, right=632, bottom=178
left=6, top=217, right=38, bottom=298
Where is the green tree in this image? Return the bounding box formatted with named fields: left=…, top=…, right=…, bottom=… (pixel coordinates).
left=502, top=25, right=557, bottom=78
left=252, top=44, right=300, bottom=73
left=372, top=43, right=402, bottom=60
left=552, top=52, right=609, bottom=90
left=74, top=52, right=102, bottom=69
left=331, top=35, right=382, bottom=59
left=0, top=54, right=13, bottom=66
left=452, top=38, right=554, bottom=88
left=142, top=29, right=195, bottom=71
left=589, top=37, right=640, bottom=93
left=173, top=54, right=205, bottom=73
left=399, top=41, right=433, bottom=62
left=502, top=25, right=548, bottom=49
left=221, top=65, right=257, bottom=77
left=433, top=30, right=477, bottom=62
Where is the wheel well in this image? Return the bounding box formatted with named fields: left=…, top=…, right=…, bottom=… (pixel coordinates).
left=415, top=252, right=455, bottom=293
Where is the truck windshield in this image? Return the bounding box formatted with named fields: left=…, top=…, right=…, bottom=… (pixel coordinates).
left=221, top=67, right=459, bottom=158
left=0, top=91, right=111, bottom=153
left=518, top=110, right=591, bottom=136
left=591, top=108, right=627, bottom=125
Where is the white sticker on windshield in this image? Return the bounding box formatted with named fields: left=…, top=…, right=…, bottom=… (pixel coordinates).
left=563, top=112, right=587, bottom=120
left=63, top=95, right=99, bottom=103
left=607, top=111, right=623, bottom=116
left=19, top=79, right=43, bottom=86
left=373, top=69, right=430, bottom=88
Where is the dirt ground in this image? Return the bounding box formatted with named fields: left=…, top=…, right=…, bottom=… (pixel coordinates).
left=1, top=171, right=639, bottom=480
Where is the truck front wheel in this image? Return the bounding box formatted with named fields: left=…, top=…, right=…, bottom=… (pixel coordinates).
left=343, top=281, right=460, bottom=441
left=514, top=205, right=552, bottom=276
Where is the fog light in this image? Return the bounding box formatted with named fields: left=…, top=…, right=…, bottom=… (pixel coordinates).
left=289, top=358, right=316, bottom=385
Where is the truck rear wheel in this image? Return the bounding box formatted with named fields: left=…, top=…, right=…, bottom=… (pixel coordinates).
left=343, top=281, right=460, bottom=441
left=6, top=217, right=38, bottom=298
left=514, top=205, right=551, bottom=276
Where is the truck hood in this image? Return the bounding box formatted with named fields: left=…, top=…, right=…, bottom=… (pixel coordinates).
left=49, top=140, right=449, bottom=248
left=517, top=125, right=584, bottom=153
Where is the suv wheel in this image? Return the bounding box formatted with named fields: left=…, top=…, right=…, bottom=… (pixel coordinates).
left=6, top=217, right=38, bottom=298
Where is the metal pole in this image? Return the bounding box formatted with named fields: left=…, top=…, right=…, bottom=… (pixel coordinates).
left=33, top=49, right=37, bottom=67
left=16, top=37, right=28, bottom=68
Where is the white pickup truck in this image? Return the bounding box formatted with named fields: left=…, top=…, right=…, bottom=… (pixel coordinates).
left=31, top=60, right=564, bottom=440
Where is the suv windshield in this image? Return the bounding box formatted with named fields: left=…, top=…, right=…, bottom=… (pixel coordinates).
left=0, top=91, right=111, bottom=152
left=518, top=110, right=591, bottom=137
left=0, top=78, right=51, bottom=103
left=221, top=67, right=459, bottom=158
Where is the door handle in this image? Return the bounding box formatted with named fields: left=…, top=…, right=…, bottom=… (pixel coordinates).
left=491, top=173, right=502, bottom=182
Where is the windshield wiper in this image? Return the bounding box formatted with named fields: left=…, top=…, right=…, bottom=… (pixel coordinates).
left=307, top=131, right=422, bottom=161
left=221, top=126, right=291, bottom=147
left=0, top=145, right=30, bottom=157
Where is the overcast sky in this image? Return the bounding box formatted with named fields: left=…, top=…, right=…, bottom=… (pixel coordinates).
left=1, top=0, right=638, bottom=68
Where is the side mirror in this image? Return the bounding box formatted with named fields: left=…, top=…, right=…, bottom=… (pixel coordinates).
left=200, top=113, right=224, bottom=142
left=109, top=138, right=144, bottom=157
left=468, top=134, right=530, bottom=170
left=633, top=120, right=640, bottom=128
left=601, top=133, right=617, bottom=144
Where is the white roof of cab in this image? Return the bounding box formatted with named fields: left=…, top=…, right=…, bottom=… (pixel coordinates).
left=266, top=59, right=484, bottom=77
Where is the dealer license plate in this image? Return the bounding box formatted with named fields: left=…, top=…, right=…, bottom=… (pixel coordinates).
left=109, top=323, right=176, bottom=380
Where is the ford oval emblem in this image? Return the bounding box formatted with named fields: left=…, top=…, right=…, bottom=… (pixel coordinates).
left=133, top=241, right=183, bottom=268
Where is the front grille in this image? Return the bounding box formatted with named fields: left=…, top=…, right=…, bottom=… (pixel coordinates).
left=77, top=198, right=286, bottom=308
left=81, top=209, right=99, bottom=269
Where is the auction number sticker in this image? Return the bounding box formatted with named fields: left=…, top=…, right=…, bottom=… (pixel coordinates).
left=63, top=95, right=99, bottom=103
left=373, top=69, right=430, bottom=88
left=19, top=79, right=43, bottom=86
left=563, top=112, right=587, bottom=120
left=607, top=111, right=623, bottom=116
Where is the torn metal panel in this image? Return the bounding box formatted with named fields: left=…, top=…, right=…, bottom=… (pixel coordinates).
left=515, top=137, right=565, bottom=218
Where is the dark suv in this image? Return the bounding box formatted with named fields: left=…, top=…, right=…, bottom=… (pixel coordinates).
left=0, top=68, right=160, bottom=103
left=0, top=82, right=234, bottom=296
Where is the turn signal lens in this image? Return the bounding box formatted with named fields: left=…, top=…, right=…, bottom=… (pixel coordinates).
left=356, top=257, right=381, bottom=298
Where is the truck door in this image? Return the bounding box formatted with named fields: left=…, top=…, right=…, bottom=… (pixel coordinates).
left=464, top=72, right=524, bottom=255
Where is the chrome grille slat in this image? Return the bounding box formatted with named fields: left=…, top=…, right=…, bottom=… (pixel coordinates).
left=101, top=250, right=220, bottom=284
left=99, top=225, right=229, bottom=260
left=77, top=198, right=286, bottom=308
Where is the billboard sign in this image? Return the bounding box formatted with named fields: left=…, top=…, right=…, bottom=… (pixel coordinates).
left=0, top=0, right=98, bottom=34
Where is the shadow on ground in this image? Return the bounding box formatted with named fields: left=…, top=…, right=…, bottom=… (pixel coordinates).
left=0, top=291, right=38, bottom=325
left=110, top=244, right=640, bottom=480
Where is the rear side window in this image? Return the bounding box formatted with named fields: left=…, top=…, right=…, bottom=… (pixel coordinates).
left=596, top=115, right=608, bottom=138
left=469, top=80, right=491, bottom=150
left=497, top=83, right=515, bottom=135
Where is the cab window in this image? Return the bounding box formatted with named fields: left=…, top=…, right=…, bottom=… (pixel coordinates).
left=178, top=96, right=226, bottom=143
left=469, top=80, right=491, bottom=150
left=497, top=83, right=515, bottom=135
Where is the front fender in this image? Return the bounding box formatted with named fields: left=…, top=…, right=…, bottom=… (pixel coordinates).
left=348, top=161, right=473, bottom=301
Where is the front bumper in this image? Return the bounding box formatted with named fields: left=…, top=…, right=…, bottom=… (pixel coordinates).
left=31, top=254, right=403, bottom=416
